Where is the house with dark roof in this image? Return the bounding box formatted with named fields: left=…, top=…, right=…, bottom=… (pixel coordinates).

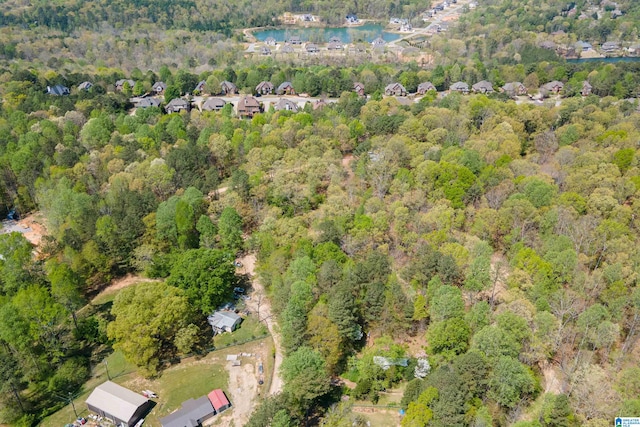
left=194, top=80, right=206, bottom=93
left=472, top=80, right=494, bottom=94
left=449, top=81, right=469, bottom=94
left=502, top=82, right=527, bottom=97
left=78, top=81, right=93, bottom=91
left=289, top=36, right=303, bottom=45
left=207, top=311, right=242, bottom=334
left=159, top=396, right=215, bottom=427
left=274, top=98, right=299, bottom=112
left=153, top=82, right=167, bottom=95
left=256, top=81, right=275, bottom=95
left=353, top=82, right=365, bottom=97
left=581, top=81, right=593, bottom=96
left=328, top=41, right=344, bottom=50
left=202, top=98, right=226, bottom=112
left=237, top=96, right=262, bottom=117
left=346, top=13, right=358, bottom=24
left=208, top=390, right=231, bottom=413
left=86, top=381, right=150, bottom=427
left=135, top=98, right=161, bottom=108
left=371, top=37, right=386, bottom=48
left=115, top=79, right=136, bottom=91
left=541, top=80, right=564, bottom=94
left=384, top=82, right=408, bottom=96
left=601, top=41, right=620, bottom=54
left=165, top=98, right=190, bottom=113
left=265, top=37, right=277, bottom=46
left=276, top=81, right=295, bottom=95
left=220, top=81, right=237, bottom=95
left=261, top=46, right=272, bottom=55
left=281, top=44, right=295, bottom=54
left=47, top=84, right=70, bottom=96
left=305, top=43, right=319, bottom=53
left=417, top=82, right=436, bottom=95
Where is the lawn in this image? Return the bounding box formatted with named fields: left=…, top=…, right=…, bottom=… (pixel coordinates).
left=213, top=315, right=268, bottom=348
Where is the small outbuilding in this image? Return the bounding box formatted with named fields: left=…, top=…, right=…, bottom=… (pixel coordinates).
left=86, top=381, right=150, bottom=427
left=159, top=396, right=215, bottom=427
left=208, top=389, right=231, bottom=413
left=207, top=311, right=242, bottom=334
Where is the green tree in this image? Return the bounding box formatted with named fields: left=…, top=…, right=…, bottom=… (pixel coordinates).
left=218, top=206, right=243, bottom=253
left=281, top=346, right=331, bottom=406
left=167, top=248, right=237, bottom=314
left=427, top=318, right=471, bottom=360
left=107, top=282, right=195, bottom=376
left=488, top=356, right=537, bottom=408
left=401, top=387, right=438, bottom=427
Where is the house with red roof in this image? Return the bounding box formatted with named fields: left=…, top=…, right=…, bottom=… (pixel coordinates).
left=208, top=389, right=231, bottom=413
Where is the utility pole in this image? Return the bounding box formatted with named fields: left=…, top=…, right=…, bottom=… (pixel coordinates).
left=69, top=392, right=78, bottom=418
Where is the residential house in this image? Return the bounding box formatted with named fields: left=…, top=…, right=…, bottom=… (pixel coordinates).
left=208, top=390, right=231, bottom=413
left=152, top=81, right=167, bottom=95
left=289, top=36, right=303, bottom=45
left=601, top=41, right=620, bottom=54
left=449, top=81, right=469, bottom=94
left=86, top=381, right=150, bottom=427
left=576, top=40, right=593, bottom=52
left=165, top=98, right=190, bottom=113
left=207, top=310, right=242, bottom=334
left=371, top=37, right=386, bottom=48
left=346, top=13, right=358, bottom=24
left=47, top=84, right=70, bottom=96
left=305, top=43, right=319, bottom=53
left=302, top=14, right=313, bottom=21
left=417, top=82, right=436, bottom=95
left=78, top=81, right=93, bottom=91
left=274, top=98, right=299, bottom=112
left=237, top=95, right=262, bottom=117
left=581, top=81, right=593, bottom=96
left=539, top=40, right=557, bottom=50
left=313, top=99, right=327, bottom=110
left=201, top=97, right=226, bottom=112
left=220, top=81, right=237, bottom=95
left=135, top=98, right=161, bottom=108
left=160, top=397, right=215, bottom=427
left=261, top=46, right=272, bottom=55
left=281, top=44, right=295, bottom=54
left=541, top=80, right=564, bottom=94
left=611, top=8, right=623, bottom=18
left=264, top=37, right=277, bottom=46
left=472, top=80, right=494, bottom=94
left=194, top=80, right=206, bottom=93
left=501, top=82, right=527, bottom=97
left=256, top=81, right=275, bottom=95
left=276, top=81, right=296, bottom=95
left=353, top=82, right=365, bottom=97
left=384, top=82, right=408, bottom=96
left=628, top=44, right=640, bottom=56
left=328, top=41, right=344, bottom=50
left=115, top=79, right=135, bottom=91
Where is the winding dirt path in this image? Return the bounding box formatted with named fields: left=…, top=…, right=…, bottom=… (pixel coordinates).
left=238, top=254, right=284, bottom=395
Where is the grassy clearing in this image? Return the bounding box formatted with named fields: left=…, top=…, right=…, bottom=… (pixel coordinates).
left=213, top=315, right=268, bottom=348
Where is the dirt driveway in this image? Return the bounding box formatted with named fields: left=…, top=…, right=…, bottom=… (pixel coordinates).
left=237, top=254, right=284, bottom=395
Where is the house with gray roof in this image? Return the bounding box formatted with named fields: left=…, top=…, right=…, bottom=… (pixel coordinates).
left=502, top=82, right=527, bottom=97
left=165, top=98, right=190, bottom=113
left=276, top=81, right=295, bottom=95
left=328, top=41, right=344, bottom=50
left=449, top=81, right=469, bottom=94
left=274, top=98, right=299, bottom=112
left=384, top=82, right=408, bottom=96
left=194, top=80, right=206, bottom=93
left=220, top=81, right=237, bottom=95
left=472, top=80, right=494, bottom=94
left=417, top=82, right=436, bottom=95
left=261, top=46, right=272, bottom=55
left=78, top=81, right=93, bottom=91
left=305, top=43, right=319, bottom=53
left=281, top=44, right=295, bottom=54
left=581, top=81, right=593, bottom=96
left=153, top=81, right=167, bottom=95
left=47, top=84, right=70, bottom=96
left=159, top=396, right=215, bottom=427
left=135, top=98, right=161, bottom=108
left=371, top=37, right=386, bottom=48
left=265, top=37, right=277, bottom=46
left=256, top=81, right=274, bottom=95
left=202, top=97, right=226, bottom=112
left=115, top=79, right=136, bottom=91
left=207, top=311, right=242, bottom=334
left=576, top=40, right=593, bottom=51
left=86, top=381, right=150, bottom=427
left=353, top=82, right=365, bottom=97
left=237, top=95, right=262, bottom=117
left=541, top=80, right=564, bottom=94
left=601, top=41, right=620, bottom=54
left=289, top=35, right=303, bottom=45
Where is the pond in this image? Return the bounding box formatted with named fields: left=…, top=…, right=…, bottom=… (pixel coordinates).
left=252, top=23, right=401, bottom=44
left=567, top=56, right=640, bottom=64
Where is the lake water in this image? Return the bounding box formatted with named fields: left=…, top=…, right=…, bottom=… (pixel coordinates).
left=567, top=56, right=640, bottom=64
left=253, top=24, right=401, bottom=43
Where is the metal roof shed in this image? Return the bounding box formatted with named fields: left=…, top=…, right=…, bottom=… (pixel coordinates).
left=159, top=396, right=215, bottom=427
left=86, top=381, right=150, bottom=427
left=207, top=389, right=231, bottom=413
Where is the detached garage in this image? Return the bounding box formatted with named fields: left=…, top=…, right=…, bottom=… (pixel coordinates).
left=86, top=381, right=150, bottom=427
